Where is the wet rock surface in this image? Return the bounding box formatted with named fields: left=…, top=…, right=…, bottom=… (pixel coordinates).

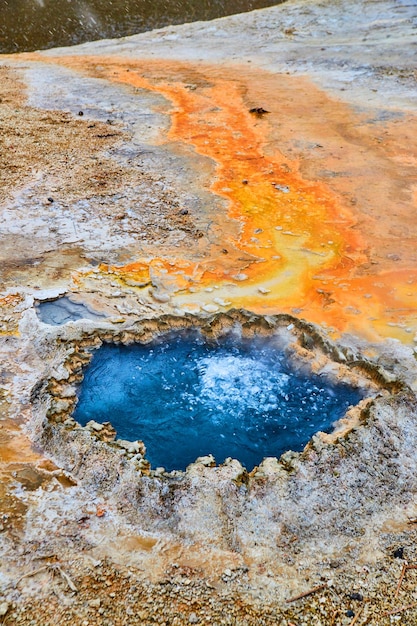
left=36, top=296, right=107, bottom=325
left=1, top=0, right=417, bottom=623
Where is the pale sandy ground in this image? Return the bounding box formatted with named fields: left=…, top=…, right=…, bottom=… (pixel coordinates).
left=1, top=1, right=417, bottom=624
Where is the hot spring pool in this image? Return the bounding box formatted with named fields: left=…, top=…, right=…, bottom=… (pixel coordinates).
left=73, top=333, right=363, bottom=471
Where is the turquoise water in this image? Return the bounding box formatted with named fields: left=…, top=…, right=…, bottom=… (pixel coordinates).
left=74, top=332, right=362, bottom=471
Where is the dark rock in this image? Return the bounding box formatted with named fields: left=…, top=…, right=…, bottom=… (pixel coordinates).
left=393, top=547, right=405, bottom=559
left=349, top=592, right=363, bottom=601
left=249, top=107, right=269, bottom=116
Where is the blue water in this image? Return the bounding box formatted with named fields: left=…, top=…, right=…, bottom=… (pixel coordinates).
left=74, top=332, right=362, bottom=471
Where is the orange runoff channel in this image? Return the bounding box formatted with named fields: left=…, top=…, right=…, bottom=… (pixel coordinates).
left=29, top=55, right=417, bottom=343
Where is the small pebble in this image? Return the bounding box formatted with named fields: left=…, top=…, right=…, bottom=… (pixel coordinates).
left=0, top=603, right=9, bottom=617
left=349, top=592, right=363, bottom=601
left=393, top=547, right=405, bottom=559
left=346, top=610, right=355, bottom=618
left=78, top=110, right=84, bottom=116
left=189, top=613, right=199, bottom=624
left=273, top=183, right=290, bottom=193
left=47, top=197, right=54, bottom=203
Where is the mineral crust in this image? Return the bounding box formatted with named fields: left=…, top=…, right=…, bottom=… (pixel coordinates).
left=1, top=0, right=417, bottom=623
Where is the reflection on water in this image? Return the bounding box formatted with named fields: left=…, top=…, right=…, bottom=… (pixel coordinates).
left=0, top=0, right=284, bottom=54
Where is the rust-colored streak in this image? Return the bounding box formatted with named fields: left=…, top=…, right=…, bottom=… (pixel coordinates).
left=27, top=55, right=417, bottom=341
